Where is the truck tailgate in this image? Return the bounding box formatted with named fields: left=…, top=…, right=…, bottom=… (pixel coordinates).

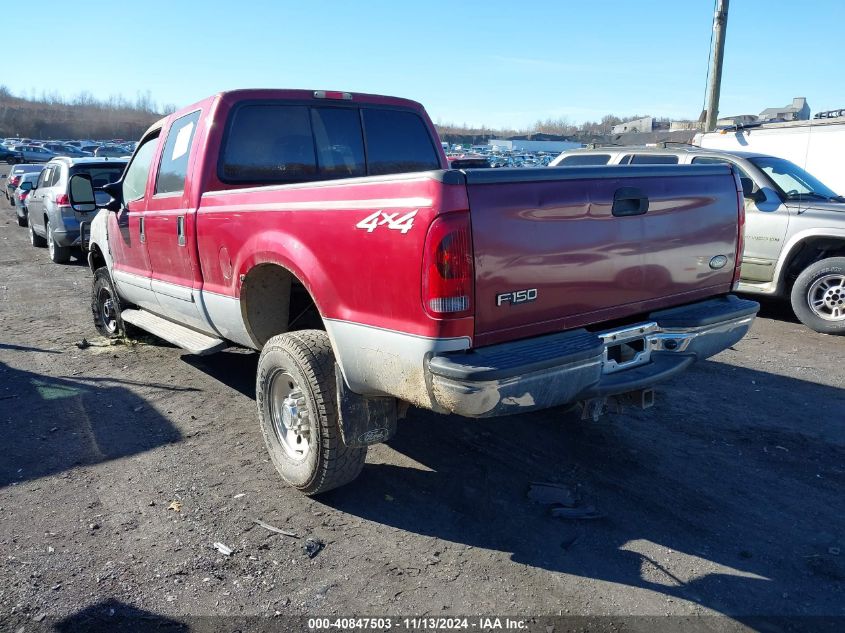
left=465, top=165, right=740, bottom=346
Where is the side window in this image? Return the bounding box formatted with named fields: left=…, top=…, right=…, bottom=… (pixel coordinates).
left=311, top=107, right=365, bottom=178
left=122, top=134, right=160, bottom=202
left=560, top=154, right=611, bottom=166
left=627, top=154, right=679, bottom=165
left=362, top=109, right=439, bottom=175
left=691, top=156, right=751, bottom=180
left=36, top=167, right=52, bottom=188
left=155, top=110, right=201, bottom=195
left=49, top=166, right=63, bottom=186
left=220, top=105, right=316, bottom=183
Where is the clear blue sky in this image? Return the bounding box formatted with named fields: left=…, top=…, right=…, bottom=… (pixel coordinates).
left=7, top=0, right=845, bottom=129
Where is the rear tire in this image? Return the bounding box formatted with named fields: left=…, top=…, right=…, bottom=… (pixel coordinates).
left=790, top=257, right=845, bottom=335
left=91, top=268, right=126, bottom=338
left=17, top=211, right=27, bottom=227
left=47, top=220, right=71, bottom=263
left=256, top=330, right=367, bottom=495
left=29, top=216, right=47, bottom=247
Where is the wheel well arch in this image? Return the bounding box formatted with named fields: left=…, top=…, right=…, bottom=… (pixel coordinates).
left=88, top=243, right=106, bottom=273
left=779, top=237, right=845, bottom=291
left=239, top=263, right=325, bottom=348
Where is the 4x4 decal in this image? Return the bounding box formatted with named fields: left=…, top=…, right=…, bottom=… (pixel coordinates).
left=355, top=210, right=417, bottom=234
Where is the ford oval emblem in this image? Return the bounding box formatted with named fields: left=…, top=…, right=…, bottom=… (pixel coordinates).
left=709, top=255, right=728, bottom=270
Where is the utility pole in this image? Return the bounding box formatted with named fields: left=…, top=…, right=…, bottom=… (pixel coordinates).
left=705, top=0, right=730, bottom=132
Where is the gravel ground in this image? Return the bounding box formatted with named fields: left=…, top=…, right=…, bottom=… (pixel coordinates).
left=1, top=164, right=843, bottom=632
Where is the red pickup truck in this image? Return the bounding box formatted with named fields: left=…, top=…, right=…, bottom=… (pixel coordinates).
left=69, top=89, right=758, bottom=494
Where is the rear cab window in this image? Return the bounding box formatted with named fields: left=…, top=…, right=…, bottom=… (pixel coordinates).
left=218, top=103, right=439, bottom=185
left=361, top=108, right=439, bottom=175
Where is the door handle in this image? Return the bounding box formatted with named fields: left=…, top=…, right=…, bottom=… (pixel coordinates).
left=176, top=215, right=186, bottom=246
left=612, top=187, right=649, bottom=217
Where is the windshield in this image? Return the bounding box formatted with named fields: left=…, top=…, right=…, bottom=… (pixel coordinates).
left=749, top=156, right=841, bottom=201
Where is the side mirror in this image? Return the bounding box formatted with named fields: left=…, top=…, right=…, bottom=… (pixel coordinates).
left=19, top=181, right=32, bottom=192
left=68, top=173, right=98, bottom=212
left=102, top=180, right=123, bottom=211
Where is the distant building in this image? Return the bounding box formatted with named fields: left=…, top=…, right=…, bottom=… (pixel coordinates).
left=758, top=97, right=810, bottom=122
left=488, top=139, right=581, bottom=153
left=611, top=117, right=654, bottom=134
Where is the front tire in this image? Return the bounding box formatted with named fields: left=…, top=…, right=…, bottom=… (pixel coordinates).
left=791, top=257, right=845, bottom=334
left=256, top=330, right=367, bottom=495
left=46, top=220, right=71, bottom=263
left=91, top=268, right=126, bottom=338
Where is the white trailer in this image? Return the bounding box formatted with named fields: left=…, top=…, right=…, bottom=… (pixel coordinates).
left=694, top=116, right=845, bottom=195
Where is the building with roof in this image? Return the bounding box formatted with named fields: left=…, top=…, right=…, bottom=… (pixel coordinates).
left=758, top=97, right=810, bottom=122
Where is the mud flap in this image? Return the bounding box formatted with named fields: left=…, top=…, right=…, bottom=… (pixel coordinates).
left=335, top=368, right=397, bottom=447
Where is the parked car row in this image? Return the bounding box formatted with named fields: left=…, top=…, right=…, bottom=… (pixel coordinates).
left=0, top=137, right=135, bottom=164
left=445, top=149, right=557, bottom=168
left=2, top=157, right=127, bottom=262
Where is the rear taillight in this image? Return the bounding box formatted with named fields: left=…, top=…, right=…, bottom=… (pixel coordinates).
left=733, top=184, right=745, bottom=290
left=422, top=212, right=474, bottom=318
left=55, top=194, right=69, bottom=206
left=10, top=176, right=20, bottom=186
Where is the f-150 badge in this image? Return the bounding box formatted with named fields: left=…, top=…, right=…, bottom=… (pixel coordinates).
left=497, top=289, right=538, bottom=306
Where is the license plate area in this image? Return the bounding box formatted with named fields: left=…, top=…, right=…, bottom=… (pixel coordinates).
left=599, top=322, right=658, bottom=374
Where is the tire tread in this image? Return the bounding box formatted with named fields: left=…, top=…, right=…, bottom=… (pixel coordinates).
left=258, top=330, right=366, bottom=494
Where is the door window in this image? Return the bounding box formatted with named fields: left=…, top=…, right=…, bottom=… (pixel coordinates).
left=155, top=110, right=201, bottom=195
left=122, top=134, right=160, bottom=202
left=559, top=154, right=611, bottom=166
left=36, top=167, right=52, bottom=188
left=622, top=154, right=679, bottom=164
left=691, top=156, right=751, bottom=180
left=49, top=166, right=63, bottom=187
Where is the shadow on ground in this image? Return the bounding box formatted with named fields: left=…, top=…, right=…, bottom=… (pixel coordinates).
left=316, top=359, right=845, bottom=622
left=181, top=345, right=845, bottom=623
left=0, top=353, right=184, bottom=488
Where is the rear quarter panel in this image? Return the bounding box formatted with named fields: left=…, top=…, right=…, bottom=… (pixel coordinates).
left=196, top=173, right=472, bottom=339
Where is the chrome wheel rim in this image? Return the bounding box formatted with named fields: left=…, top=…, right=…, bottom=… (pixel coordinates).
left=808, top=273, right=845, bottom=321
left=29, top=220, right=36, bottom=245
left=98, top=287, right=118, bottom=334
left=47, top=222, right=54, bottom=258
left=268, top=370, right=311, bottom=461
